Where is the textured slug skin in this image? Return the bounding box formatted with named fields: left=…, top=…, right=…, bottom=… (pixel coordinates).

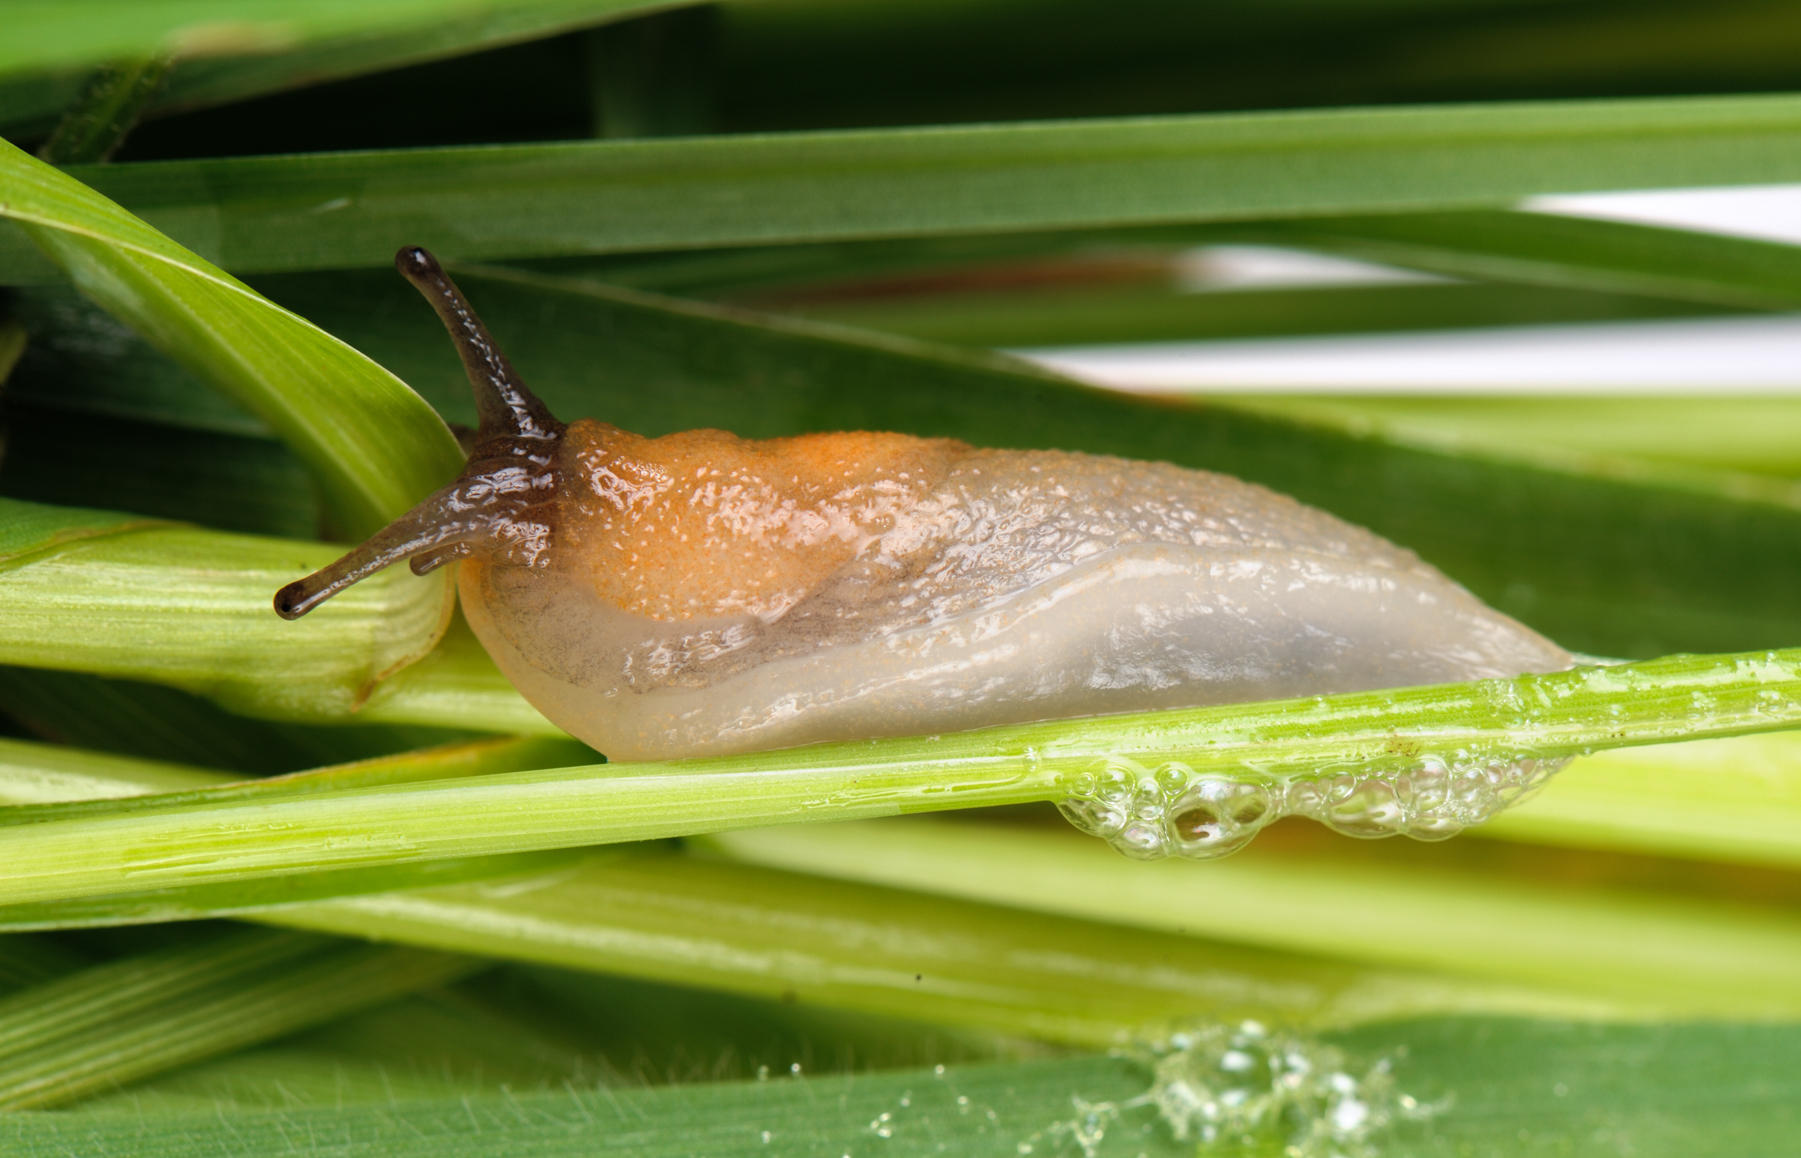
left=455, top=419, right=1572, bottom=762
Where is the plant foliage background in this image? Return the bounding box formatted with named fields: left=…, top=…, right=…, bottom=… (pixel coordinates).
left=2, top=2, right=1801, bottom=1154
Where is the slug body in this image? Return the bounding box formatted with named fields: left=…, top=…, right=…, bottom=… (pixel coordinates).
left=279, top=249, right=1570, bottom=762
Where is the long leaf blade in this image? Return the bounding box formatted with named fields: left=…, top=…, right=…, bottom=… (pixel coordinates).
left=0, top=135, right=460, bottom=536
left=0, top=498, right=462, bottom=720
left=0, top=0, right=668, bottom=79
left=12, top=94, right=1801, bottom=274
left=1258, top=208, right=1801, bottom=309
left=2, top=1021, right=1796, bottom=1156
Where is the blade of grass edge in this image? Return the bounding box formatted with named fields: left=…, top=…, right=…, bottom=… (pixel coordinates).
left=1255, top=209, right=1801, bottom=310
left=0, top=737, right=1683, bottom=1037
left=0, top=926, right=479, bottom=1110
left=5, top=1023, right=1798, bottom=1157
left=708, top=817, right=1801, bottom=1018
left=15, top=93, right=1801, bottom=274
left=0, top=646, right=1796, bottom=907
left=0, top=134, right=460, bottom=538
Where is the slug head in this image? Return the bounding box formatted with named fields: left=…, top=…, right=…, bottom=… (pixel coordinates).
left=273, top=248, right=566, bottom=619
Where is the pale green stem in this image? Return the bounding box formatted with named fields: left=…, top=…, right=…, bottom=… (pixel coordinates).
left=0, top=648, right=1796, bottom=907
left=0, top=740, right=1653, bottom=1041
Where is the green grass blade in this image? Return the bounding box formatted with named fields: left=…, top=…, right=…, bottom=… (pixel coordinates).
left=0, top=937, right=90, bottom=995
left=0, top=2, right=690, bottom=144
left=0, top=287, right=320, bottom=538
left=0, top=405, right=315, bottom=537
left=0, top=0, right=676, bottom=80
left=0, top=665, right=477, bottom=774
left=0, top=497, right=460, bottom=721
left=1226, top=394, right=1801, bottom=479
left=1259, top=209, right=1801, bottom=309
left=275, top=850, right=1612, bottom=1043
left=726, top=211, right=1801, bottom=340
left=12, top=93, right=1801, bottom=274
left=0, top=736, right=222, bottom=805
left=1342, top=1018, right=1801, bottom=1158
left=0, top=929, right=335, bottom=1068
left=3, top=722, right=1790, bottom=941
left=3, top=1021, right=1796, bottom=1156
left=0, top=926, right=479, bottom=1109
left=0, top=135, right=460, bottom=537
left=588, top=7, right=718, bottom=139
left=5, top=285, right=275, bottom=436
left=153, top=1, right=698, bottom=122
left=0, top=646, right=1799, bottom=908
left=0, top=734, right=593, bottom=924
left=773, top=280, right=1721, bottom=349
left=0, top=855, right=580, bottom=932
left=9, top=1054, right=1180, bottom=1154
left=34, top=56, right=171, bottom=165
left=713, top=817, right=1801, bottom=1018
left=0, top=734, right=586, bottom=928
left=0, top=733, right=587, bottom=817
left=359, top=620, right=553, bottom=734
left=534, top=224, right=1227, bottom=298
left=71, top=995, right=597, bottom=1112
left=0, top=737, right=1659, bottom=1035
left=715, top=0, right=1801, bottom=133
left=0, top=736, right=1630, bottom=1035
left=1481, top=733, right=1801, bottom=869
left=0, top=856, right=579, bottom=932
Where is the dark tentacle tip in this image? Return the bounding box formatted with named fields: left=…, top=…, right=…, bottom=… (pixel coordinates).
left=395, top=245, right=441, bottom=280
left=274, top=581, right=319, bottom=621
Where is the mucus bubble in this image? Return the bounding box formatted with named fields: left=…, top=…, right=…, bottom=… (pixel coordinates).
left=1058, top=751, right=1566, bottom=860
left=1017, top=1020, right=1441, bottom=1158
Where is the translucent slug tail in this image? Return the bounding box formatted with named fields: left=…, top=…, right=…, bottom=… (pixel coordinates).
left=273, top=484, right=481, bottom=619
left=394, top=246, right=563, bottom=442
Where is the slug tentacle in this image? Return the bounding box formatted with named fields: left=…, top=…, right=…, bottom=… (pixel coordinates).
left=274, top=481, right=487, bottom=618
left=394, top=246, right=562, bottom=442
left=274, top=247, right=568, bottom=619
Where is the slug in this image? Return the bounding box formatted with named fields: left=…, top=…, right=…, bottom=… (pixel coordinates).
left=276, top=247, right=1571, bottom=764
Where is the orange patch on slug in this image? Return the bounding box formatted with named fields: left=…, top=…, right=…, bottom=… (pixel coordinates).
left=558, top=420, right=968, bottom=621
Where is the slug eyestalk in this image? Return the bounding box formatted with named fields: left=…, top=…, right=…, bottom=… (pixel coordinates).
left=273, top=248, right=566, bottom=619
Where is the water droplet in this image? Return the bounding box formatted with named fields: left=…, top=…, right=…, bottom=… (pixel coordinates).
left=1323, top=780, right=1405, bottom=838
left=1119, top=1020, right=1442, bottom=1157
left=1058, top=741, right=1567, bottom=858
